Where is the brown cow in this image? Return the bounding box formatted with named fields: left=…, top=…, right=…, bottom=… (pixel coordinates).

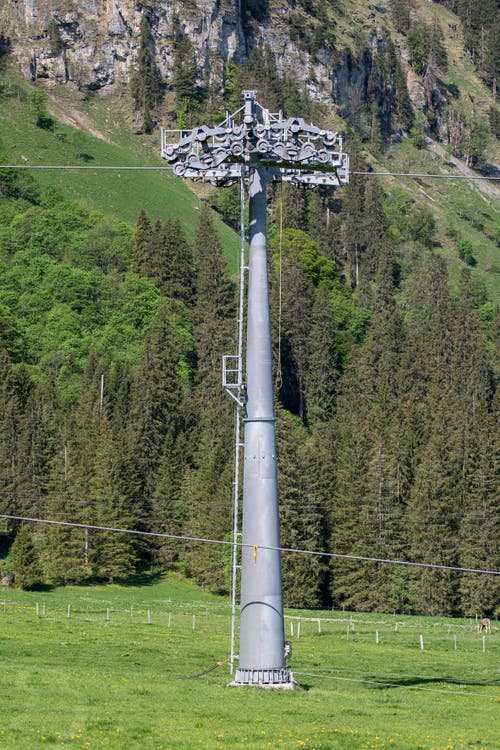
left=478, top=618, right=491, bottom=633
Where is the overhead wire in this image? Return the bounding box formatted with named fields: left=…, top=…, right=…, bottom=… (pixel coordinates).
left=350, top=170, right=500, bottom=182
left=1, top=513, right=498, bottom=576
left=0, top=163, right=499, bottom=181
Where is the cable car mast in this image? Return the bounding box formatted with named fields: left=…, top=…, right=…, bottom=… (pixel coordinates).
left=162, top=90, right=348, bottom=689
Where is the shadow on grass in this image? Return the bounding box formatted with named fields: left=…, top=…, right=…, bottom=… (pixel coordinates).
left=120, top=570, right=165, bottom=587
left=372, top=674, right=500, bottom=690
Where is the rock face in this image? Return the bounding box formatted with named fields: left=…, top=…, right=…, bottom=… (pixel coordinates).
left=0, top=0, right=246, bottom=90
left=0, top=0, right=372, bottom=104
left=0, top=0, right=398, bottom=130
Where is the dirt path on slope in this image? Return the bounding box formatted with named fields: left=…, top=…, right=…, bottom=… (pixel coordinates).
left=425, top=138, right=500, bottom=203
left=47, top=93, right=111, bottom=143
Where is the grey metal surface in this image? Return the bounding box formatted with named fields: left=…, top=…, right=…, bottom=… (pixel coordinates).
left=232, top=168, right=292, bottom=686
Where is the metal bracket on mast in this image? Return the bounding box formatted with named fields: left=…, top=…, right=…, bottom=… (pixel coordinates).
left=222, top=355, right=245, bottom=408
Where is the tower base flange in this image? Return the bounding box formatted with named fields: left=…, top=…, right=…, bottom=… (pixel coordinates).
left=229, top=667, right=295, bottom=689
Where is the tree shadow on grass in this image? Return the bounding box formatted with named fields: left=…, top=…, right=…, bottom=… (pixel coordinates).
left=372, top=674, right=500, bottom=690
left=119, top=570, right=165, bottom=587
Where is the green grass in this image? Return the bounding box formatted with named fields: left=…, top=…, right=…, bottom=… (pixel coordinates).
left=0, top=73, right=240, bottom=276
left=0, top=575, right=498, bottom=749
left=383, top=142, right=500, bottom=302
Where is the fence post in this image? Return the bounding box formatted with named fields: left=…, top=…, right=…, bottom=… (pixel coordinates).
left=67, top=604, right=71, bottom=619
left=419, top=634, right=424, bottom=650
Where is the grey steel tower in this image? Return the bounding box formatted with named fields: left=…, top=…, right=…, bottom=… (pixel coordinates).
left=162, top=91, right=348, bottom=688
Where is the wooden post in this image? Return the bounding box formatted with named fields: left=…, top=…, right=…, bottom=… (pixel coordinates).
left=453, top=633, right=457, bottom=651
left=419, top=634, right=424, bottom=650
left=290, top=621, right=294, bottom=637
left=346, top=625, right=349, bottom=640
left=376, top=630, right=379, bottom=645
left=147, top=609, right=151, bottom=624
left=297, top=621, right=301, bottom=639
left=168, top=614, right=171, bottom=627
left=67, top=604, right=71, bottom=619
left=36, top=603, right=39, bottom=616
left=317, top=619, right=321, bottom=634
left=106, top=608, right=110, bottom=622
left=482, top=636, right=486, bottom=653
left=192, top=614, right=196, bottom=630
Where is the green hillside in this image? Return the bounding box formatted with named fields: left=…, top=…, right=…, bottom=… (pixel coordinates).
left=0, top=0, right=498, bottom=620
left=0, top=73, right=239, bottom=268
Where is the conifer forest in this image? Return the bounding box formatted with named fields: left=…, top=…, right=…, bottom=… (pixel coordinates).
left=0, top=0, right=498, bottom=618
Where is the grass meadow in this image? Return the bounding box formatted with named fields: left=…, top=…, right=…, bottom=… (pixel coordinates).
left=0, top=574, right=498, bottom=750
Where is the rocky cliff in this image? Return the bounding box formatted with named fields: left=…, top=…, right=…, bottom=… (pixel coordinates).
left=0, top=0, right=247, bottom=90
left=0, top=0, right=384, bottom=109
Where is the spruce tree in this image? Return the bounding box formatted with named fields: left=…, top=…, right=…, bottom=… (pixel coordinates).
left=172, top=33, right=199, bottom=127
left=181, top=204, right=236, bottom=588
left=181, top=422, right=234, bottom=591
left=127, top=305, right=191, bottom=499
left=11, top=524, right=44, bottom=589
left=457, top=412, right=499, bottom=616
left=305, top=282, right=340, bottom=424
left=130, top=12, right=161, bottom=132
left=151, top=431, right=188, bottom=565
left=329, top=243, right=406, bottom=611
left=150, top=219, right=195, bottom=305
left=89, top=415, right=138, bottom=582
left=0, top=346, right=18, bottom=518
left=278, top=410, right=328, bottom=607
left=399, top=255, right=490, bottom=615
left=131, top=209, right=153, bottom=277
left=191, top=203, right=235, bottom=399
left=43, top=351, right=106, bottom=582
left=340, top=139, right=366, bottom=288
left=270, top=229, right=316, bottom=419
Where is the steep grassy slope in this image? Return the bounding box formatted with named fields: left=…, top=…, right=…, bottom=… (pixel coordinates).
left=0, top=74, right=240, bottom=273
left=378, top=141, right=499, bottom=300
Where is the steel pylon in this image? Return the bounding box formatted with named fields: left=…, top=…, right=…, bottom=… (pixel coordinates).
left=162, top=91, right=349, bottom=689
